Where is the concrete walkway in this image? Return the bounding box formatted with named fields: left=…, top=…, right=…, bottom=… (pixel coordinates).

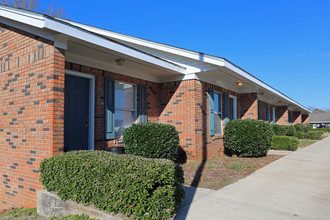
left=176, top=136, right=330, bottom=220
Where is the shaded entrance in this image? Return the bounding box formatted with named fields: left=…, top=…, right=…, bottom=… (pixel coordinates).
left=64, top=75, right=89, bottom=151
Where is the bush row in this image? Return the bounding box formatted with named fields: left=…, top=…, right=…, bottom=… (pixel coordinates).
left=271, top=123, right=322, bottom=140
left=270, top=136, right=299, bottom=151
left=40, top=151, right=185, bottom=220
left=224, top=120, right=323, bottom=156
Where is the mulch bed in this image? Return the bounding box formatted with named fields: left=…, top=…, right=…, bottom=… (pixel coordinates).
left=182, top=154, right=283, bottom=190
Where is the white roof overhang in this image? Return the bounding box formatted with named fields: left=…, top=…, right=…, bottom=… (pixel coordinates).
left=0, top=5, right=186, bottom=76
left=0, top=5, right=311, bottom=114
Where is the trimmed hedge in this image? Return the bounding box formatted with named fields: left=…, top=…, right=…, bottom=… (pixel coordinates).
left=295, top=131, right=305, bottom=139
left=307, top=130, right=324, bottom=140
left=286, top=125, right=297, bottom=137
left=271, top=124, right=288, bottom=136
left=40, top=151, right=185, bottom=220
left=270, top=136, right=299, bottom=151
left=224, top=119, right=274, bottom=157
left=123, top=123, right=179, bottom=161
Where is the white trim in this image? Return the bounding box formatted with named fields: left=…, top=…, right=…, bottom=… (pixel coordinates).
left=65, top=69, right=95, bottom=150
left=0, top=17, right=54, bottom=41
left=43, top=18, right=186, bottom=74
left=0, top=5, right=44, bottom=28
left=229, top=95, right=238, bottom=120
left=56, top=18, right=227, bottom=67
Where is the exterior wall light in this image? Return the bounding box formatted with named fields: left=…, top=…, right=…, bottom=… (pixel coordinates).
left=236, top=81, right=243, bottom=86
left=116, top=58, right=125, bottom=65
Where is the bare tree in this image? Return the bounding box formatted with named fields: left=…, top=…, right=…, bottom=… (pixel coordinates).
left=47, top=1, right=65, bottom=18
left=1, top=0, right=38, bottom=10
left=0, top=0, right=66, bottom=18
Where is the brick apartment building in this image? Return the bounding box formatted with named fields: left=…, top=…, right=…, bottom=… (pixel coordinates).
left=0, top=5, right=310, bottom=209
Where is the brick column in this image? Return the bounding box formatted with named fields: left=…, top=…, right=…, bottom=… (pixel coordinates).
left=276, top=106, right=289, bottom=125
left=239, top=93, right=258, bottom=119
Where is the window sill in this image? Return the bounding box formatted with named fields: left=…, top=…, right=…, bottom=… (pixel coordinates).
left=212, top=134, right=224, bottom=139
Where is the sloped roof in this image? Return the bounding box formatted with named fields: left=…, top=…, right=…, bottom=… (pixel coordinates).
left=0, top=4, right=312, bottom=114
left=309, top=112, right=330, bottom=123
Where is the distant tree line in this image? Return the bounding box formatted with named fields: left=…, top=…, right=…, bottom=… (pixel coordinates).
left=307, top=106, right=330, bottom=114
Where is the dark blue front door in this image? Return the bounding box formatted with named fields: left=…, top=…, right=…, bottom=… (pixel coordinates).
left=64, top=75, right=89, bottom=151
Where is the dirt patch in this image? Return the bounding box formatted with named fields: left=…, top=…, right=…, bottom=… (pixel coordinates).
left=0, top=208, right=17, bottom=217
left=182, top=154, right=283, bottom=190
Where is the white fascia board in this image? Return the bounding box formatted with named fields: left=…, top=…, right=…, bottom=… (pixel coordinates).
left=56, top=19, right=227, bottom=67
left=0, top=5, right=45, bottom=28
left=43, top=18, right=186, bottom=74
left=224, top=60, right=311, bottom=113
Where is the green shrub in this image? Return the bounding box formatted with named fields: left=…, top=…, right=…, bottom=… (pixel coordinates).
left=270, top=136, right=299, bottom=151
left=286, top=125, right=297, bottom=137
left=295, top=131, right=305, bottom=139
left=294, top=123, right=313, bottom=133
left=307, top=130, right=324, bottom=140
left=271, top=124, right=288, bottom=136
left=123, top=123, right=179, bottom=161
left=40, top=151, right=185, bottom=220
left=224, top=119, right=274, bottom=157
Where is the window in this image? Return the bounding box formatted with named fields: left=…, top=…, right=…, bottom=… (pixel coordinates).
left=288, top=111, right=293, bottom=125
left=229, top=95, right=237, bottom=120
left=266, top=106, right=270, bottom=122
left=214, top=93, right=222, bottom=134
left=272, top=107, right=276, bottom=124
left=114, top=81, right=136, bottom=137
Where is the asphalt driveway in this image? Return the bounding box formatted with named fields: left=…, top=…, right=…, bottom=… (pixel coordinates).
left=176, top=136, right=330, bottom=220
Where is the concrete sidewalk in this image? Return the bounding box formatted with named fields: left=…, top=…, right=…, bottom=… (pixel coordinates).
left=176, top=136, right=330, bottom=220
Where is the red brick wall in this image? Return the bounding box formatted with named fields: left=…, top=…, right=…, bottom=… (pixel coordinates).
left=239, top=93, right=258, bottom=119
left=0, top=23, right=65, bottom=209
left=64, top=63, right=241, bottom=161
left=301, top=114, right=309, bottom=124
left=292, top=111, right=301, bottom=125
left=258, top=100, right=275, bottom=122
left=276, top=106, right=289, bottom=125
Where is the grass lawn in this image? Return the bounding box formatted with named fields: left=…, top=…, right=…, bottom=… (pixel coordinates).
left=298, top=139, right=316, bottom=148
left=182, top=154, right=283, bottom=190
left=0, top=208, right=93, bottom=220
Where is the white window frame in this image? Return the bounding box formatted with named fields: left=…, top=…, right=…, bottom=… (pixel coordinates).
left=114, top=80, right=137, bottom=138
left=229, top=95, right=237, bottom=120
left=214, top=92, right=223, bottom=134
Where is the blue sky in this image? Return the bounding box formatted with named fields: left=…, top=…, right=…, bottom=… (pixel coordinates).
left=39, top=0, right=330, bottom=110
